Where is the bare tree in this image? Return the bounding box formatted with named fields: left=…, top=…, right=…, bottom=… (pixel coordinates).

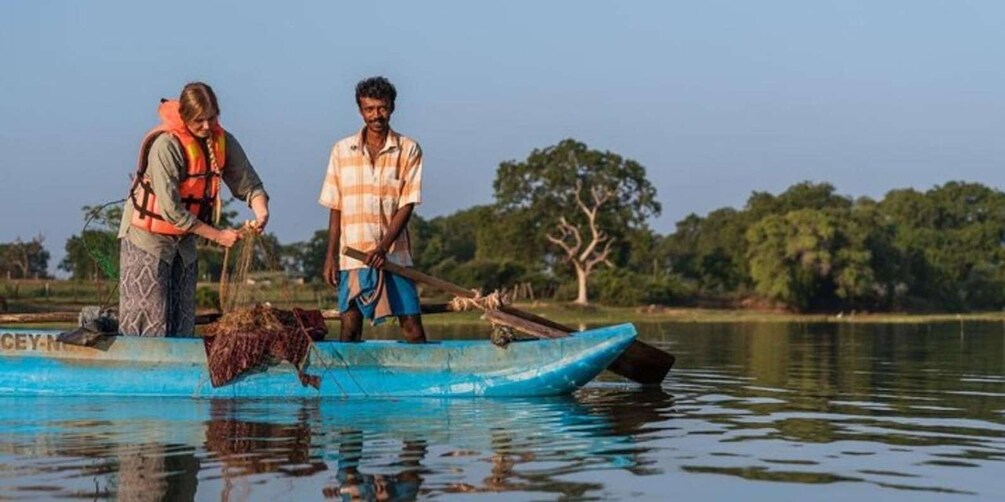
left=6, top=235, right=45, bottom=279
left=547, top=180, right=614, bottom=305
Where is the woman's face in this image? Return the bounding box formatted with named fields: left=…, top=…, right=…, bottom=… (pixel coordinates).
left=185, top=113, right=218, bottom=139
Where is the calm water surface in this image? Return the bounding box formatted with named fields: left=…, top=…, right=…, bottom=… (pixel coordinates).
left=0, top=321, right=1002, bottom=501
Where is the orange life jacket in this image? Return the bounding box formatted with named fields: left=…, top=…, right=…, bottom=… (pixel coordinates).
left=128, top=100, right=227, bottom=235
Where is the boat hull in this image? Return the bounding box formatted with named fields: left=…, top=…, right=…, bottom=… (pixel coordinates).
left=0, top=324, right=637, bottom=397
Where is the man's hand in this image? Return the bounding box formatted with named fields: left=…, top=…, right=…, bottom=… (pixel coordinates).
left=365, top=246, right=388, bottom=269
left=323, top=255, right=340, bottom=289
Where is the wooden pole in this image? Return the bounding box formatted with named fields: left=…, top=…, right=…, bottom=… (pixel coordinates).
left=342, top=246, right=675, bottom=385
left=0, top=312, right=78, bottom=324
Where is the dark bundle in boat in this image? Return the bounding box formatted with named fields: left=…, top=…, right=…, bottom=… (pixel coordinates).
left=202, top=304, right=326, bottom=388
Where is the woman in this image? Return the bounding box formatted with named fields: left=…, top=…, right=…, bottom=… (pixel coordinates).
left=117, top=82, right=269, bottom=336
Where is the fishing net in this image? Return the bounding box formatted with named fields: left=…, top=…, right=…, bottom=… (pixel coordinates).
left=217, top=224, right=289, bottom=312
left=203, top=224, right=327, bottom=388
left=202, top=304, right=324, bottom=388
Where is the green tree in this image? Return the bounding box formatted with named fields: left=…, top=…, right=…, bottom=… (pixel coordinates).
left=746, top=181, right=852, bottom=220
left=58, top=203, right=122, bottom=280
left=878, top=182, right=1005, bottom=309
left=664, top=208, right=751, bottom=295
left=60, top=231, right=117, bottom=280
left=665, top=182, right=851, bottom=298
left=747, top=209, right=838, bottom=310
left=410, top=207, right=488, bottom=270
left=493, top=139, right=660, bottom=304
left=289, top=229, right=329, bottom=282
left=473, top=207, right=549, bottom=265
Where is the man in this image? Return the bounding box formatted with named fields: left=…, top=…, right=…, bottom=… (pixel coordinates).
left=319, top=76, right=426, bottom=343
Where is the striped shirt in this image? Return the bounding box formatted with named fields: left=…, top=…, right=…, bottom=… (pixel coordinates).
left=318, top=128, right=422, bottom=270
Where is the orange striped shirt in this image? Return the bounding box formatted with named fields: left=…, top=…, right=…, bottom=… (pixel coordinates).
left=318, top=128, right=422, bottom=270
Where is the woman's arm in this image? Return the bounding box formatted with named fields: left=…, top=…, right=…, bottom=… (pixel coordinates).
left=220, top=132, right=270, bottom=231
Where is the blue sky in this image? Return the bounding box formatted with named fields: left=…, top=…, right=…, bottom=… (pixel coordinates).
left=2, top=1, right=1005, bottom=273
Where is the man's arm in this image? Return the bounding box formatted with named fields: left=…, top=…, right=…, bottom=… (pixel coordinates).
left=319, top=144, right=344, bottom=288
left=365, top=203, right=415, bottom=269
left=323, top=209, right=342, bottom=288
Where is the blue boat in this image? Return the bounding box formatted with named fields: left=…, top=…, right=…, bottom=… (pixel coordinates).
left=0, top=324, right=637, bottom=398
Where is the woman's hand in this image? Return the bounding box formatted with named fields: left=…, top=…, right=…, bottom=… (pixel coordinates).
left=191, top=221, right=242, bottom=248
left=251, top=194, right=269, bottom=233
left=215, top=228, right=242, bottom=248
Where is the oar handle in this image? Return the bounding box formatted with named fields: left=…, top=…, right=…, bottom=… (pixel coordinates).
left=341, top=246, right=577, bottom=333
left=342, top=247, right=477, bottom=299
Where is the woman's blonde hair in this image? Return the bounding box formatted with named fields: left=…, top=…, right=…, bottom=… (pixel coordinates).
left=178, top=82, right=220, bottom=122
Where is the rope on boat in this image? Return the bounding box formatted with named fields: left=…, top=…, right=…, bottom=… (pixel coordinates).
left=448, top=290, right=515, bottom=347
left=448, top=290, right=508, bottom=312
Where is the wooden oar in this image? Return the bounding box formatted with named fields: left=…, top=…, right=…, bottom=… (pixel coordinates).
left=343, top=246, right=675, bottom=385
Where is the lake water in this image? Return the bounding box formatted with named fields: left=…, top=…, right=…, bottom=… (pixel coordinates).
left=0, top=321, right=1002, bottom=500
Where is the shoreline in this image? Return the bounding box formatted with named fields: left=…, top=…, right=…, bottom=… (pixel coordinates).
left=4, top=299, right=1004, bottom=329
left=419, top=304, right=1005, bottom=325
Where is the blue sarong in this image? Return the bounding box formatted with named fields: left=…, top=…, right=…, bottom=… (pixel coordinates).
left=338, top=268, right=421, bottom=325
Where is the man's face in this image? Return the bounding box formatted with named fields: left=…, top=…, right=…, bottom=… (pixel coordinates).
left=358, top=97, right=392, bottom=135
left=185, top=113, right=218, bottom=139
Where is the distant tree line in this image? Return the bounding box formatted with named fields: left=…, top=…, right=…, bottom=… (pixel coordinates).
left=0, top=235, right=49, bottom=280
left=666, top=181, right=1005, bottom=311
left=11, top=138, right=1005, bottom=312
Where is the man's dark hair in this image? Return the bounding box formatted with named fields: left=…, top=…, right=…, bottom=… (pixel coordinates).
left=355, top=76, right=397, bottom=110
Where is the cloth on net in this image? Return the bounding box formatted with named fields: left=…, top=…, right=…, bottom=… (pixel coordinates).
left=202, top=305, right=326, bottom=388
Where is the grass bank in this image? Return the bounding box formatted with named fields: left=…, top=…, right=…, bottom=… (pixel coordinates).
left=4, top=279, right=1004, bottom=327
left=445, top=304, right=1005, bottom=326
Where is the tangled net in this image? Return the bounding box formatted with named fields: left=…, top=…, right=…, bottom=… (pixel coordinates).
left=203, top=304, right=325, bottom=388
left=218, top=224, right=271, bottom=312
left=204, top=224, right=325, bottom=388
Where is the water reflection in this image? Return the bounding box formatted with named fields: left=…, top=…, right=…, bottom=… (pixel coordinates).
left=324, top=430, right=425, bottom=500
left=205, top=400, right=326, bottom=478
left=112, top=443, right=199, bottom=501
left=0, top=393, right=652, bottom=500
left=0, top=321, right=1001, bottom=500
left=649, top=321, right=1005, bottom=498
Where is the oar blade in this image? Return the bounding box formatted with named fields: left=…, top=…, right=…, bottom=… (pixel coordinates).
left=607, top=340, right=676, bottom=385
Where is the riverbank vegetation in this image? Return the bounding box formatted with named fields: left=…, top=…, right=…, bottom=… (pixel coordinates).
left=4, top=139, right=1005, bottom=314
left=4, top=279, right=1005, bottom=327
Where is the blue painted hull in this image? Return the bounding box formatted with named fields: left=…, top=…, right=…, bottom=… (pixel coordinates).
left=0, top=324, right=637, bottom=397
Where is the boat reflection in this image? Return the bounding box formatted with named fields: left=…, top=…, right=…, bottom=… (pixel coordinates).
left=0, top=390, right=669, bottom=500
